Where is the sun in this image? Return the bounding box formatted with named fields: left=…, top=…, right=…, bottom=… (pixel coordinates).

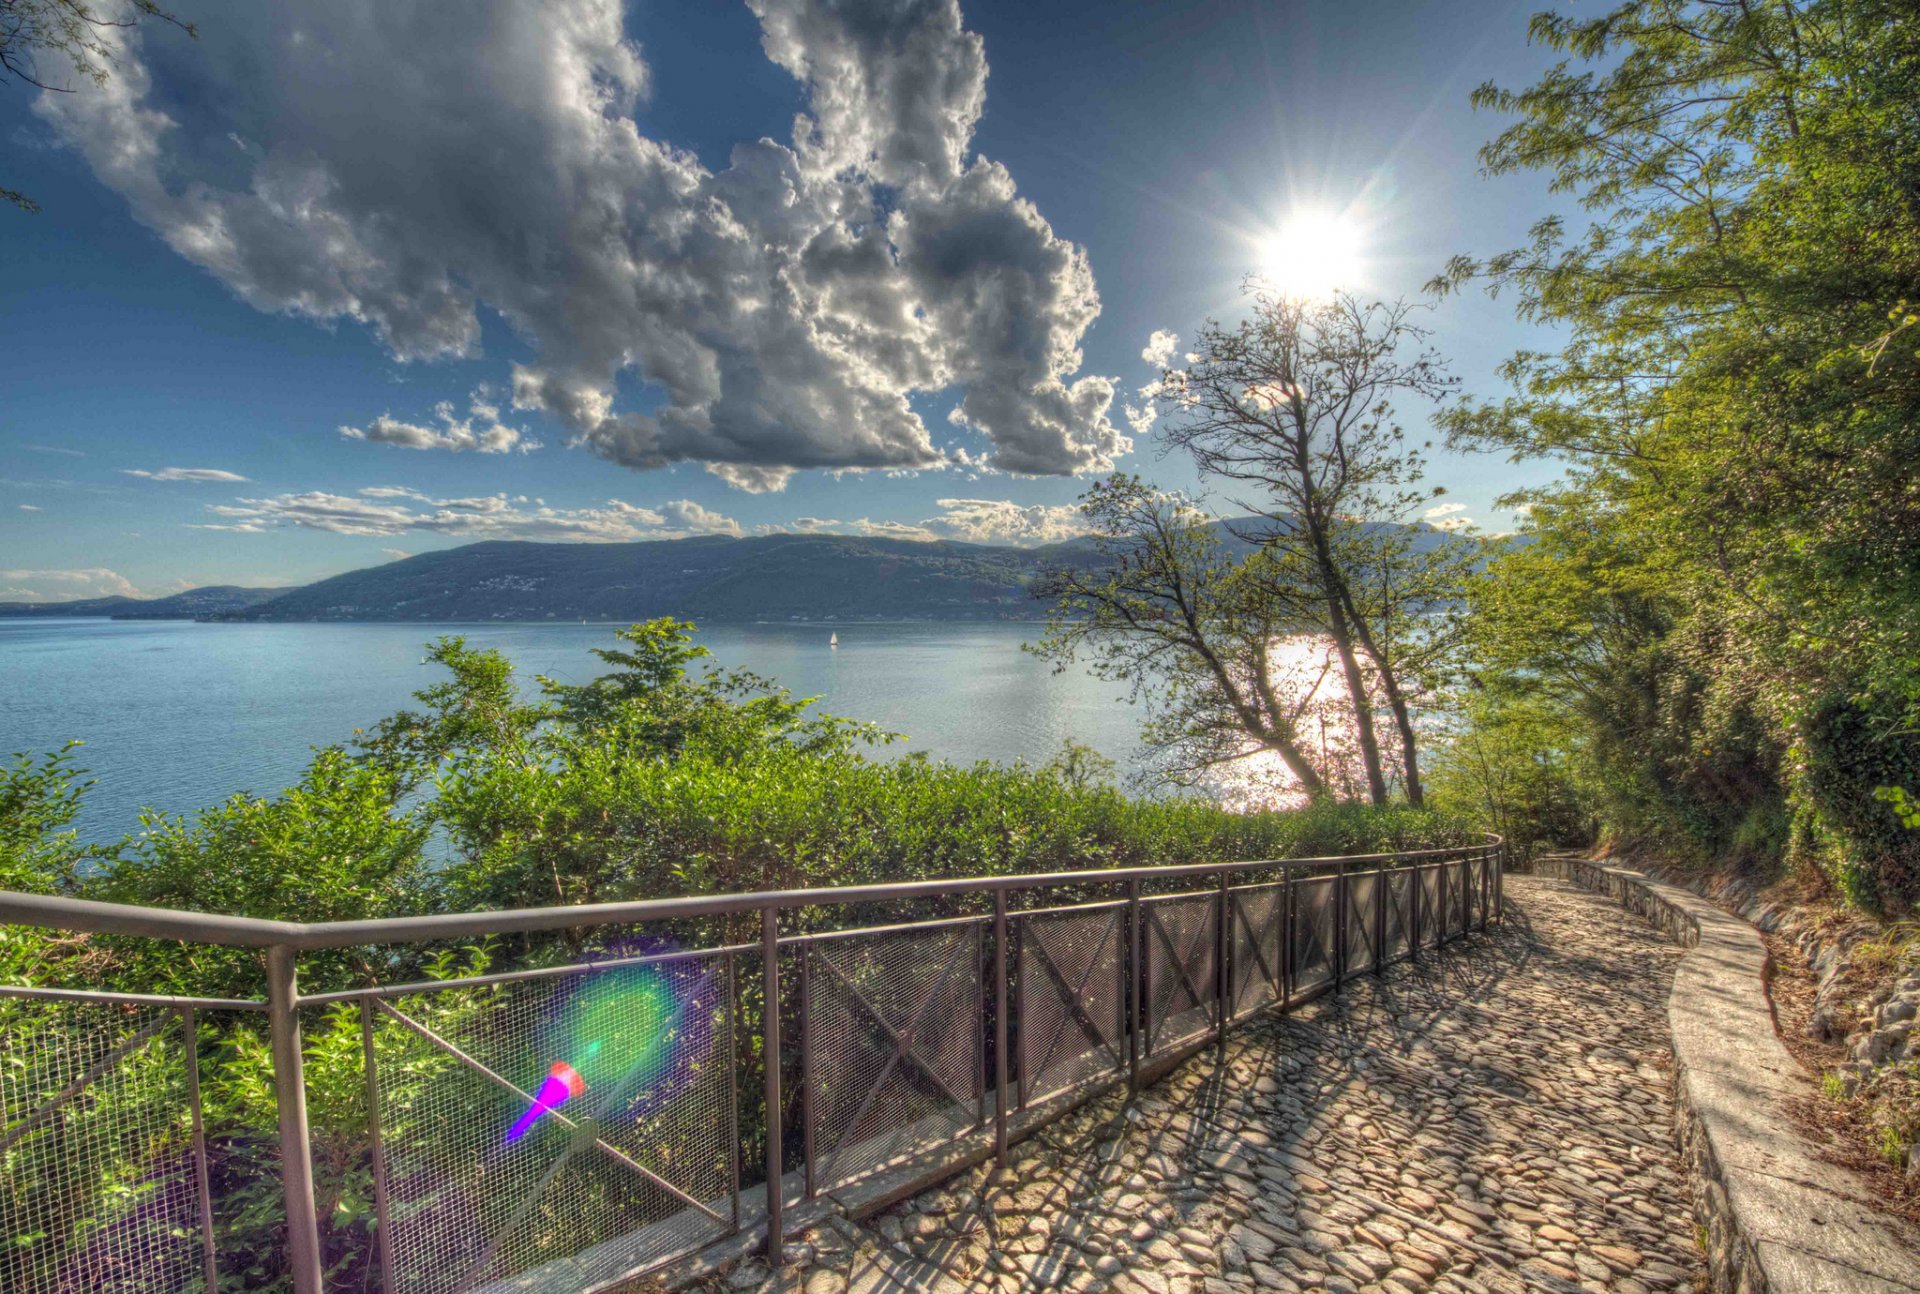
left=1258, top=209, right=1365, bottom=299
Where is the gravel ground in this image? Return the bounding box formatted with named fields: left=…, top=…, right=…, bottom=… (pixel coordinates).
left=706, top=875, right=1705, bottom=1294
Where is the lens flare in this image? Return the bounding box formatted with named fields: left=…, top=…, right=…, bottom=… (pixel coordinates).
left=558, top=968, right=678, bottom=1095
left=506, top=1060, right=587, bottom=1142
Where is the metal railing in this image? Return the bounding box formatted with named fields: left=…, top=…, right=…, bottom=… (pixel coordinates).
left=0, top=838, right=1503, bottom=1293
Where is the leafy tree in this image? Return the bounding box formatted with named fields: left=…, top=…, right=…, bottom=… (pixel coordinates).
left=1437, top=0, right=1920, bottom=903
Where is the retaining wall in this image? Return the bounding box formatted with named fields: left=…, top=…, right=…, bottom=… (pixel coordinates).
left=1540, top=856, right=1920, bottom=1294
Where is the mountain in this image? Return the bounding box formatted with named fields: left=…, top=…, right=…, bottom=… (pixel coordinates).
left=0, top=586, right=284, bottom=619
left=4, top=520, right=1468, bottom=624
left=226, top=534, right=1068, bottom=622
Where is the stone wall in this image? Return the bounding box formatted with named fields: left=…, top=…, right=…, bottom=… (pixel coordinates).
left=1540, top=856, right=1920, bottom=1294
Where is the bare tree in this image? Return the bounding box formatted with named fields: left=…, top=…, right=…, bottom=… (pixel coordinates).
left=1, top=0, right=195, bottom=212
left=1032, top=476, right=1332, bottom=797
left=1157, top=287, right=1459, bottom=805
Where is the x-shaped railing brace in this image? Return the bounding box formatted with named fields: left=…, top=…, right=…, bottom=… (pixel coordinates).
left=813, top=931, right=974, bottom=1189
left=1295, top=887, right=1337, bottom=974
left=1022, top=911, right=1121, bottom=1088
left=366, top=995, right=728, bottom=1294
left=1145, top=905, right=1212, bottom=1053
left=1231, top=895, right=1282, bottom=1000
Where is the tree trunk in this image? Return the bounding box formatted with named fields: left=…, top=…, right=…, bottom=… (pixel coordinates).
left=1337, top=592, right=1425, bottom=806
left=1379, top=678, right=1425, bottom=807
left=1323, top=594, right=1389, bottom=805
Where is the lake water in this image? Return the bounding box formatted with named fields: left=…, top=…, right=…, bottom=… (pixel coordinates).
left=0, top=619, right=1148, bottom=842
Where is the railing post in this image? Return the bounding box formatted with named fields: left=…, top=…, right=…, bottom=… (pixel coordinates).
left=180, top=1007, right=219, bottom=1294
left=1333, top=861, right=1347, bottom=987
left=1410, top=861, right=1423, bottom=960
left=1127, top=877, right=1141, bottom=1094
left=1215, top=870, right=1230, bottom=1048
left=361, top=999, right=396, bottom=1294
left=1281, top=866, right=1293, bottom=1007
left=266, top=944, right=324, bottom=1294
left=799, top=940, right=815, bottom=1199
left=992, top=888, right=1009, bottom=1165
left=1375, top=862, right=1388, bottom=975
left=726, top=951, right=742, bottom=1233
left=761, top=906, right=783, bottom=1265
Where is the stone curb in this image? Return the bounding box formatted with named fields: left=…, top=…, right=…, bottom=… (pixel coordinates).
left=1539, top=855, right=1920, bottom=1294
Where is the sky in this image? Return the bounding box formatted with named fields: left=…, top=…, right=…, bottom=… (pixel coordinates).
left=0, top=0, right=1572, bottom=603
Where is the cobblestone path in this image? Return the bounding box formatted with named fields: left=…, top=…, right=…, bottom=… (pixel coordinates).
left=711, top=876, right=1705, bottom=1294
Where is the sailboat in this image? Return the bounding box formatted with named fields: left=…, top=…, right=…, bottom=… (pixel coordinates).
left=829, top=632, right=839, bottom=648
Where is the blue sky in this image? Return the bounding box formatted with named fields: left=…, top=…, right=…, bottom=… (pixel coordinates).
left=1, top=0, right=1569, bottom=603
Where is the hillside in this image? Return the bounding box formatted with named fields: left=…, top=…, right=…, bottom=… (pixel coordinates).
left=226, top=534, right=1067, bottom=622
left=5, top=521, right=1465, bottom=623
left=0, top=586, right=283, bottom=619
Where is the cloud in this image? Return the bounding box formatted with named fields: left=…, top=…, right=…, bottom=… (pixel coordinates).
left=780, top=516, right=940, bottom=541
left=17, top=504, right=42, bottom=512
left=769, top=497, right=1088, bottom=546
left=24, top=445, right=86, bottom=457
left=36, top=0, right=1124, bottom=489
left=381, top=548, right=411, bottom=560
left=1431, top=516, right=1475, bottom=533
left=1141, top=330, right=1179, bottom=367
left=656, top=499, right=744, bottom=537
left=0, top=567, right=144, bottom=602
left=123, top=467, right=251, bottom=482
left=340, top=393, right=539, bottom=454
left=195, top=490, right=741, bottom=542
left=1423, top=502, right=1467, bottom=519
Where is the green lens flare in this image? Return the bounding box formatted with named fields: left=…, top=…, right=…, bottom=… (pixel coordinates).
left=555, top=967, right=680, bottom=1093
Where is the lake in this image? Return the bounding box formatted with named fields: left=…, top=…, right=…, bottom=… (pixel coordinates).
left=0, top=618, right=1149, bottom=842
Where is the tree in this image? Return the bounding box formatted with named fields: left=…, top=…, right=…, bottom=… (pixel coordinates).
left=1435, top=0, right=1920, bottom=903
left=1156, top=288, right=1462, bottom=805
left=1032, top=476, right=1332, bottom=798
left=1, top=0, right=195, bottom=211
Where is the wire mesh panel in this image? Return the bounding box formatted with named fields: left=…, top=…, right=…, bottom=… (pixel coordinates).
left=1383, top=869, right=1414, bottom=962
left=1143, top=894, right=1216, bottom=1057
left=1418, top=865, right=1445, bottom=949
left=1344, top=872, right=1379, bottom=976
left=1229, top=883, right=1284, bottom=1020
left=1016, top=904, right=1125, bottom=1108
left=1447, top=860, right=1469, bottom=938
left=368, top=952, right=737, bottom=1294
left=0, top=1000, right=205, bottom=1294
left=807, top=922, right=983, bottom=1194
left=1289, top=876, right=1337, bottom=997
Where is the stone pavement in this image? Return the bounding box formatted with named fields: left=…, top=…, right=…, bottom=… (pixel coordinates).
left=707, top=876, right=1705, bottom=1294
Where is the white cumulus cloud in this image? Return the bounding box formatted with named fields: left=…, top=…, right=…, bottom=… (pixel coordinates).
left=1423, top=502, right=1467, bottom=518
left=0, top=567, right=145, bottom=602
left=1141, top=329, right=1179, bottom=367
left=37, top=0, right=1124, bottom=489
left=123, top=468, right=250, bottom=482
left=768, top=497, right=1087, bottom=546
left=340, top=394, right=539, bottom=454
left=194, top=489, right=740, bottom=543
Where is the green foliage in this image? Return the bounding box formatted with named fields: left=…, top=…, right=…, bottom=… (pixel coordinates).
left=1426, top=688, right=1589, bottom=860
left=0, top=742, right=95, bottom=894
left=0, top=618, right=1476, bottom=1288
left=1794, top=692, right=1920, bottom=905
left=1438, top=0, right=1920, bottom=907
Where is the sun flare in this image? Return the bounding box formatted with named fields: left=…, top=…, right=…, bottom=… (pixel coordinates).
left=1258, top=209, right=1365, bottom=299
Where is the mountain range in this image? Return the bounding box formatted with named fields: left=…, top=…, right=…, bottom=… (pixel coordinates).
left=2, top=522, right=1457, bottom=623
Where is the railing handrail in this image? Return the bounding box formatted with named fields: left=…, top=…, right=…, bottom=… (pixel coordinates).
left=0, top=838, right=1500, bottom=953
